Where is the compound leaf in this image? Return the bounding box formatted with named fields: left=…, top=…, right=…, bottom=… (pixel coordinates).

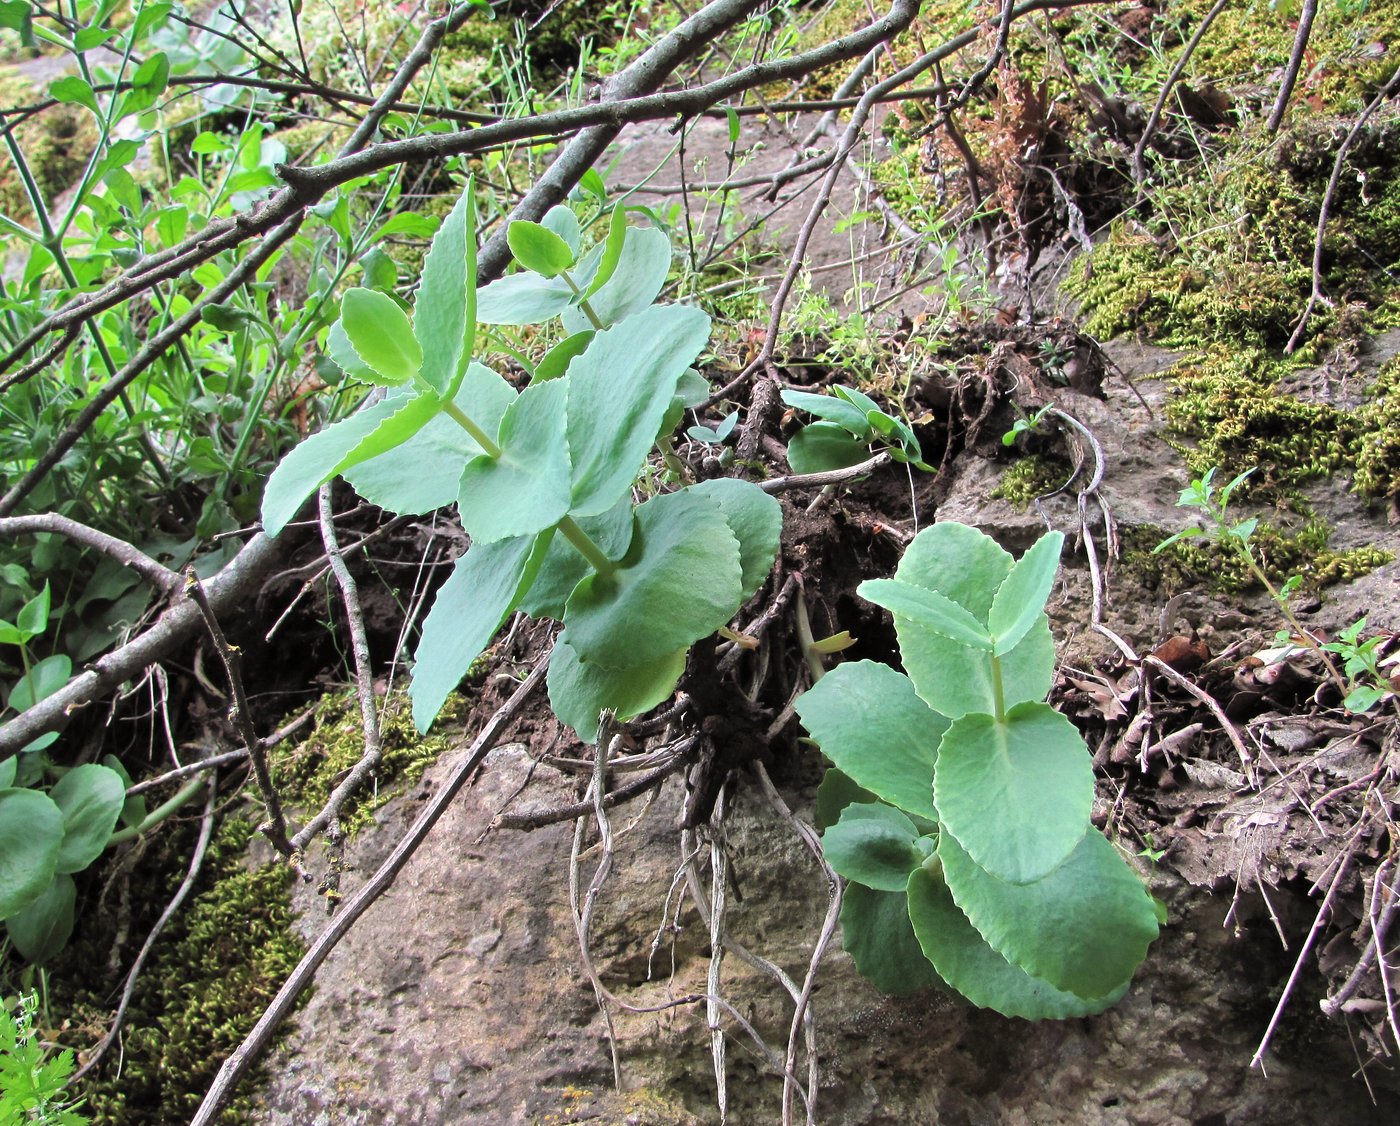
left=563, top=490, right=741, bottom=669
left=940, top=830, right=1158, bottom=1000
left=934, top=702, right=1093, bottom=884
left=794, top=661, right=943, bottom=822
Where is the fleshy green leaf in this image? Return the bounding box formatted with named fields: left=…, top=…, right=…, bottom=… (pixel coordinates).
left=507, top=220, right=576, bottom=277
left=907, top=867, right=1127, bottom=1019
left=325, top=318, right=379, bottom=382
left=858, top=578, right=994, bottom=652
left=0, top=788, right=64, bottom=918
left=534, top=330, right=594, bottom=383
left=474, top=271, right=573, bottom=325
left=786, top=422, right=871, bottom=474
left=541, top=204, right=581, bottom=256
left=517, top=498, right=634, bottom=620
left=895, top=522, right=1013, bottom=622
left=6, top=655, right=71, bottom=713
left=5, top=873, right=75, bottom=963
left=898, top=614, right=1055, bottom=719
left=50, top=75, right=99, bottom=114
left=457, top=377, right=571, bottom=543
left=410, top=531, right=553, bottom=732
left=414, top=187, right=477, bottom=397
left=339, top=288, right=421, bottom=386
left=546, top=633, right=686, bottom=743
left=0, top=757, right=14, bottom=788
left=793, top=661, right=944, bottom=822
left=561, top=224, right=673, bottom=333
left=839, top=883, right=944, bottom=997
left=16, top=582, right=48, bottom=636
left=50, top=763, right=125, bottom=874
left=343, top=363, right=515, bottom=516
left=940, top=830, right=1158, bottom=1000
left=934, top=702, right=1093, bottom=884
left=988, top=531, right=1064, bottom=655
left=566, top=303, right=711, bottom=517
left=583, top=205, right=628, bottom=299
left=563, top=490, right=741, bottom=669
left=814, top=767, right=877, bottom=831
left=684, top=479, right=782, bottom=602
left=780, top=390, right=872, bottom=436
left=822, top=803, right=927, bottom=891
left=262, top=391, right=441, bottom=536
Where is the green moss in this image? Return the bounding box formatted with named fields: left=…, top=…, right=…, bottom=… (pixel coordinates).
left=1353, top=357, right=1400, bottom=499
left=991, top=453, right=1071, bottom=510
left=272, top=687, right=474, bottom=836
left=1067, top=113, right=1400, bottom=353
left=1120, top=520, right=1392, bottom=596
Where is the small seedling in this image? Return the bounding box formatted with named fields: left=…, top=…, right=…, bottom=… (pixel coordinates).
left=782, top=384, right=932, bottom=473
left=1156, top=468, right=1390, bottom=712
left=796, top=523, right=1159, bottom=1018
left=1002, top=402, right=1055, bottom=447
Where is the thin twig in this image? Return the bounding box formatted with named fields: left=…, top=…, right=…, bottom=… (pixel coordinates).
left=1266, top=0, right=1319, bottom=133
left=0, top=514, right=180, bottom=594
left=759, top=452, right=890, bottom=494
left=1144, top=655, right=1257, bottom=785
left=492, top=750, right=691, bottom=830
left=190, top=656, right=548, bottom=1126
left=183, top=568, right=293, bottom=857
left=124, top=708, right=316, bottom=797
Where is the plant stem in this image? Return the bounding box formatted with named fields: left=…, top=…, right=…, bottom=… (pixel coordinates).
left=106, top=777, right=207, bottom=845
left=559, top=269, right=605, bottom=330
left=656, top=433, right=687, bottom=478
left=558, top=515, right=617, bottom=577
left=441, top=399, right=502, bottom=457
left=990, top=653, right=1006, bottom=723
left=1230, top=539, right=1346, bottom=693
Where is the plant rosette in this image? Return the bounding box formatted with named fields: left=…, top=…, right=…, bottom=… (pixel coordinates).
left=260, top=184, right=781, bottom=742
left=795, top=523, right=1160, bottom=1018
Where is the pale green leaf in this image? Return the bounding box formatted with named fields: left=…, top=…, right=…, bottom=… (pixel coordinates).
left=533, top=330, right=594, bottom=383
left=934, top=702, right=1093, bottom=884
left=907, top=867, right=1127, bottom=1019
left=561, top=225, right=673, bottom=333
left=780, top=390, right=872, bottom=435
left=547, top=633, right=686, bottom=743
left=325, top=318, right=379, bottom=382
left=517, top=498, right=633, bottom=620
left=507, top=219, right=576, bottom=277
left=793, top=661, right=944, bottom=822
left=895, top=522, right=1013, bottom=622
left=898, top=614, right=1055, bottom=719
left=566, top=303, right=711, bottom=517
left=940, top=830, right=1158, bottom=1000
left=684, top=479, right=782, bottom=602
left=541, top=204, right=581, bottom=256
left=414, top=187, right=477, bottom=396
left=583, top=205, right=628, bottom=299
left=562, top=490, right=741, bottom=669
left=344, top=364, right=515, bottom=516
left=988, top=531, right=1064, bottom=655
left=858, top=578, right=994, bottom=652
left=458, top=377, right=571, bottom=543
left=474, top=271, right=573, bottom=325
left=410, top=531, right=553, bottom=732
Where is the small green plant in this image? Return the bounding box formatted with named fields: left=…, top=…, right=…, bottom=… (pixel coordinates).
left=1001, top=402, right=1055, bottom=447
left=262, top=181, right=781, bottom=742
left=781, top=384, right=931, bottom=474
left=795, top=523, right=1159, bottom=1018
left=0, top=991, right=88, bottom=1125
left=1155, top=467, right=1392, bottom=712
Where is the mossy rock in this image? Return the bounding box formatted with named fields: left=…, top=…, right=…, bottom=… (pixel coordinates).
left=0, top=72, right=99, bottom=225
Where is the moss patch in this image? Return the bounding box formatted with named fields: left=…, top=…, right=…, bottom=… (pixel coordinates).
left=1353, top=356, right=1400, bottom=499
left=991, top=452, right=1072, bottom=510
left=0, top=72, right=99, bottom=225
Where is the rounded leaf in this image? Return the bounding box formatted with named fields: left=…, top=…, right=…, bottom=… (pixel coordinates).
left=940, top=830, right=1158, bottom=1000
left=786, top=422, right=870, bottom=475
left=563, top=490, right=742, bottom=669
left=907, top=866, right=1127, bottom=1019
left=507, top=220, right=576, bottom=277
left=517, top=498, right=634, bottom=621
left=0, top=788, right=64, bottom=917
left=823, top=803, right=926, bottom=891
left=547, top=634, right=687, bottom=744
left=895, top=522, right=1013, bottom=622
left=685, top=479, right=782, bottom=602
left=840, top=883, right=943, bottom=997
left=51, top=763, right=126, bottom=874
left=6, top=654, right=72, bottom=713
left=5, top=873, right=75, bottom=963
left=794, top=661, right=945, bottom=823
left=934, top=702, right=1093, bottom=884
